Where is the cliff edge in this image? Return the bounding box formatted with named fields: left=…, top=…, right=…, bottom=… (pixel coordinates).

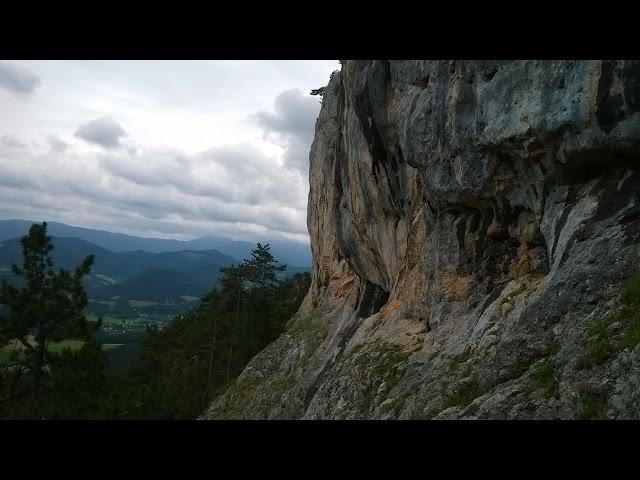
left=204, top=60, right=640, bottom=419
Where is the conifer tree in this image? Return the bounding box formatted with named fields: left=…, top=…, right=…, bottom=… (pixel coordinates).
left=0, top=222, right=102, bottom=418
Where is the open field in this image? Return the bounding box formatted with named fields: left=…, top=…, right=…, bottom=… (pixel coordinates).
left=1, top=337, right=125, bottom=360
left=93, top=273, right=121, bottom=285
left=0, top=336, right=86, bottom=364
left=128, top=299, right=157, bottom=307
left=180, top=295, right=199, bottom=302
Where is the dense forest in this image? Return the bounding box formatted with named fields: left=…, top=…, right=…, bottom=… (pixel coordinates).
left=0, top=222, right=311, bottom=419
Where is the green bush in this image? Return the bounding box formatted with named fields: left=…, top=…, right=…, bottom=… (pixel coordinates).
left=530, top=360, right=557, bottom=396
left=442, top=377, right=492, bottom=409
left=578, top=388, right=608, bottom=420
left=580, top=272, right=640, bottom=369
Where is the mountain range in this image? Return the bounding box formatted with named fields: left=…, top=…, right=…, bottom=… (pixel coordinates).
left=0, top=220, right=311, bottom=320
left=0, top=219, right=312, bottom=267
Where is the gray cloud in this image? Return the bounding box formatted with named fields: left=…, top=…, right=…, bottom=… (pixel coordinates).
left=1, top=134, right=26, bottom=149
left=74, top=116, right=128, bottom=149
left=0, top=136, right=309, bottom=243
left=0, top=61, right=41, bottom=95
left=0, top=63, right=338, bottom=246
left=252, top=89, right=320, bottom=175
left=99, top=142, right=307, bottom=209
left=47, top=135, right=68, bottom=153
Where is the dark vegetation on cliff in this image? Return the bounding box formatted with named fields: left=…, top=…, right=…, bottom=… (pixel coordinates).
left=0, top=222, right=310, bottom=419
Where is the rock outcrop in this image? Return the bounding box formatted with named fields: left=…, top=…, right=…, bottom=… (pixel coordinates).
left=204, top=60, right=640, bottom=419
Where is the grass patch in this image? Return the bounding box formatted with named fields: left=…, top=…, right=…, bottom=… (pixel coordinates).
left=180, top=295, right=199, bottom=302
left=622, top=274, right=640, bottom=305
left=618, top=316, right=640, bottom=350
left=546, top=341, right=559, bottom=357
left=86, top=313, right=123, bottom=325
left=509, top=359, right=533, bottom=378
left=0, top=336, right=86, bottom=364
left=441, top=340, right=561, bottom=411
left=530, top=360, right=557, bottom=396
left=352, top=342, right=411, bottom=414
left=47, top=339, right=85, bottom=354
left=586, top=312, right=621, bottom=338
left=578, top=388, right=608, bottom=420
left=208, top=378, right=259, bottom=419
left=447, top=351, right=470, bottom=372
left=0, top=347, right=20, bottom=364
left=579, top=272, right=640, bottom=368
left=442, top=376, right=492, bottom=409
left=288, top=313, right=328, bottom=344
left=579, top=337, right=616, bottom=368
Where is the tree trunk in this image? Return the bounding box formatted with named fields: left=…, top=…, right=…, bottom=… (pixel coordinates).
left=225, top=345, right=233, bottom=382
left=32, top=328, right=45, bottom=419
left=207, top=317, right=217, bottom=384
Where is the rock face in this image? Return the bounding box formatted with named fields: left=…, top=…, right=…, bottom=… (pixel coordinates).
left=204, top=60, right=640, bottom=419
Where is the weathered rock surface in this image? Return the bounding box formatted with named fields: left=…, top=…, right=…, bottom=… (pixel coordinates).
left=204, top=60, right=640, bottom=419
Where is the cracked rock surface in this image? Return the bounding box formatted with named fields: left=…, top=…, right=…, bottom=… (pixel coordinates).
left=204, top=60, right=640, bottom=419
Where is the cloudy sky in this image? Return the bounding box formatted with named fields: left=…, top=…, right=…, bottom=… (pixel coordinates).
left=0, top=60, right=338, bottom=244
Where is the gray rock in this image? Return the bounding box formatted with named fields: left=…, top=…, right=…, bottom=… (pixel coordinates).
left=204, top=60, right=640, bottom=420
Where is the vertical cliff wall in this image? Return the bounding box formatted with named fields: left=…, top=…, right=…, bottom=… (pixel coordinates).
left=205, top=60, right=640, bottom=419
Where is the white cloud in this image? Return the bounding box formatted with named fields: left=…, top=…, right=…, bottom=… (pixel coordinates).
left=252, top=88, right=320, bottom=175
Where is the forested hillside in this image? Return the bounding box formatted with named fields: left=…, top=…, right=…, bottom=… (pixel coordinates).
left=0, top=223, right=311, bottom=418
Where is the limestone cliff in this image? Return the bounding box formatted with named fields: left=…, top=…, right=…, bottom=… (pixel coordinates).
left=204, top=60, right=640, bottom=419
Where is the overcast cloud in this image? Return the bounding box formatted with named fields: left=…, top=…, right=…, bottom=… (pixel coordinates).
left=0, top=61, right=41, bottom=94
left=0, top=60, right=338, bottom=244
left=75, top=116, right=129, bottom=149
left=1, top=134, right=26, bottom=149
left=47, top=135, right=68, bottom=153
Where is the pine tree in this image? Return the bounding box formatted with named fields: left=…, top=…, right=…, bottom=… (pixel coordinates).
left=0, top=222, right=102, bottom=418
left=245, top=243, right=286, bottom=291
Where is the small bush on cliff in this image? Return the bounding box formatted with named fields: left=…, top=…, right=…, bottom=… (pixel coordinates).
left=442, top=377, right=491, bottom=409
left=579, top=272, right=640, bottom=369
left=578, top=387, right=608, bottom=420
left=530, top=360, right=557, bottom=396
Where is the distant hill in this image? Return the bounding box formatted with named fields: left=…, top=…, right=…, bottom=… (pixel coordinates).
left=0, top=235, right=308, bottom=301
left=0, top=236, right=238, bottom=278
left=90, top=268, right=211, bottom=302
left=0, top=219, right=312, bottom=267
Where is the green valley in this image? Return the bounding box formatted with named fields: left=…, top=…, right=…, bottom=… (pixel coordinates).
left=0, top=230, right=310, bottom=375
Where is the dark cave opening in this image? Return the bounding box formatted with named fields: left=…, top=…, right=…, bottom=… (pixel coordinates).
left=356, top=281, right=390, bottom=318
